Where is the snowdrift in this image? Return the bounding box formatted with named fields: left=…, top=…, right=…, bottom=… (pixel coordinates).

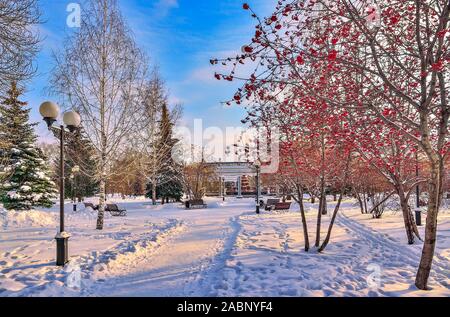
left=0, top=206, right=57, bottom=229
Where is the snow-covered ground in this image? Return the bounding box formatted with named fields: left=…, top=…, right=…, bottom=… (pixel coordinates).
left=0, top=197, right=448, bottom=297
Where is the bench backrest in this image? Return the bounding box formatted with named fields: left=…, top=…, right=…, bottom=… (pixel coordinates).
left=84, top=203, right=95, bottom=208
left=274, top=202, right=291, bottom=210
left=266, top=199, right=280, bottom=206
left=190, top=199, right=205, bottom=205
left=106, top=204, right=119, bottom=211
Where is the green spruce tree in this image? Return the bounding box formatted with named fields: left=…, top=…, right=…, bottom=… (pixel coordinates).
left=59, top=128, right=99, bottom=201
left=146, top=103, right=183, bottom=203
left=0, top=82, right=57, bottom=210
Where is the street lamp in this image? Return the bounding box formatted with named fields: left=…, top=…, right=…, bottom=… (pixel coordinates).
left=415, top=149, right=422, bottom=226
left=71, top=165, right=80, bottom=212
left=255, top=159, right=261, bottom=214
left=39, top=101, right=81, bottom=266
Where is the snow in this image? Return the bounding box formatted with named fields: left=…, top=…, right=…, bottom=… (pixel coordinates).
left=0, top=206, right=57, bottom=229
left=20, top=186, right=32, bottom=192
left=0, top=197, right=448, bottom=297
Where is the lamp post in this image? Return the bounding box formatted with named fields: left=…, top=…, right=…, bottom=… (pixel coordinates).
left=415, top=149, right=422, bottom=226
left=71, top=165, right=80, bottom=212
left=39, top=101, right=81, bottom=266
left=255, top=159, right=261, bottom=214
left=69, top=174, right=75, bottom=210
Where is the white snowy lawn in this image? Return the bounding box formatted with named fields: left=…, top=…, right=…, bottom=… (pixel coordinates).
left=0, top=197, right=449, bottom=297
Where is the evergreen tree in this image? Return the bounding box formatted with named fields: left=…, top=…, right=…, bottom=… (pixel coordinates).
left=0, top=82, right=57, bottom=210
left=146, top=103, right=183, bottom=203
left=59, top=128, right=99, bottom=201
left=146, top=170, right=183, bottom=203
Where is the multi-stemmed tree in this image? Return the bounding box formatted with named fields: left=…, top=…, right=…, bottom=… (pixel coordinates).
left=215, top=0, right=449, bottom=290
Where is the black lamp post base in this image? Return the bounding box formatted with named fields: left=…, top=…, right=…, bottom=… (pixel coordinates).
left=415, top=209, right=422, bottom=226
left=55, top=234, right=70, bottom=266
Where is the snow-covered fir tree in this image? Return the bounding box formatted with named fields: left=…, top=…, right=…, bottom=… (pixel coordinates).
left=146, top=103, right=183, bottom=203
left=0, top=82, right=57, bottom=210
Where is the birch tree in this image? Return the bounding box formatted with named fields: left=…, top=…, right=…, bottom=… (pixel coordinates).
left=50, top=0, right=148, bottom=229
left=0, top=0, right=40, bottom=93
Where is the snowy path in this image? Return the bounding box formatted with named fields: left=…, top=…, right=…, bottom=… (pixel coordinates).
left=81, top=201, right=251, bottom=297
left=202, top=207, right=449, bottom=297
left=0, top=218, right=186, bottom=296
left=1, top=198, right=448, bottom=296
left=337, top=212, right=450, bottom=294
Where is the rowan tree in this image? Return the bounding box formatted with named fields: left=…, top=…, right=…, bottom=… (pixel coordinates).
left=215, top=0, right=449, bottom=289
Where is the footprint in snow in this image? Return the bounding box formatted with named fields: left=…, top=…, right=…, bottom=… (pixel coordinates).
left=279, top=289, right=298, bottom=296
left=323, top=289, right=335, bottom=297
left=398, top=271, right=411, bottom=277
left=368, top=290, right=379, bottom=297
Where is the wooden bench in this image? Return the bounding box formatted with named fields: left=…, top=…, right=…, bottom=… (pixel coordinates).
left=84, top=202, right=99, bottom=211
left=272, top=202, right=292, bottom=212
left=105, top=204, right=127, bottom=217
left=185, top=199, right=207, bottom=209
left=264, top=199, right=280, bottom=211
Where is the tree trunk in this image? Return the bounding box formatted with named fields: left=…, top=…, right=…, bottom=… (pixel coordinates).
left=363, top=193, right=368, bottom=213
left=96, top=2, right=107, bottom=231
left=398, top=187, right=421, bottom=245
left=96, top=178, right=106, bottom=230
left=316, top=133, right=326, bottom=247
left=152, top=177, right=157, bottom=205
left=415, top=160, right=443, bottom=290
left=296, top=185, right=310, bottom=252
left=315, top=191, right=324, bottom=248
left=319, top=192, right=344, bottom=252
left=356, top=193, right=364, bottom=214
left=321, top=195, right=328, bottom=215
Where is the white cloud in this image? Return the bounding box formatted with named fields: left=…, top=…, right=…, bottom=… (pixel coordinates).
left=154, top=0, right=179, bottom=18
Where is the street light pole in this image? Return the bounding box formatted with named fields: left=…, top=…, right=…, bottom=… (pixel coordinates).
left=71, top=165, right=80, bottom=212
left=415, top=149, right=422, bottom=226
left=416, top=150, right=420, bottom=209
left=255, top=160, right=261, bottom=214
left=59, top=126, right=65, bottom=233
left=40, top=101, right=81, bottom=267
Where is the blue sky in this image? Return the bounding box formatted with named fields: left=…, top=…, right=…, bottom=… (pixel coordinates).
left=26, top=0, right=276, bottom=143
